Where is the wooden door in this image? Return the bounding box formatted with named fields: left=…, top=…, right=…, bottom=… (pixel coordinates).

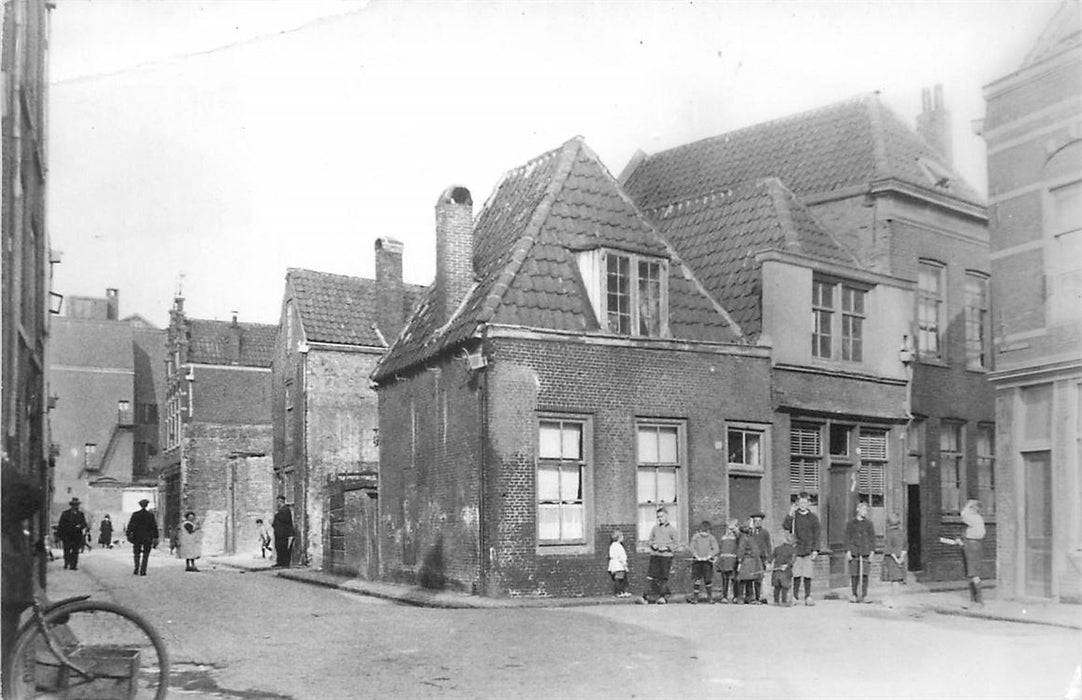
left=1024, top=451, right=1053, bottom=597
left=827, top=467, right=853, bottom=587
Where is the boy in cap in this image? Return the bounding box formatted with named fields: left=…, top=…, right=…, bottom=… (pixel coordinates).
left=687, top=520, right=719, bottom=603
left=783, top=492, right=821, bottom=606
left=748, top=511, right=772, bottom=604
left=714, top=518, right=740, bottom=603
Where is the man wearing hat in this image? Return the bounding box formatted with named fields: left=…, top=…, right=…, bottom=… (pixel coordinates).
left=56, top=497, right=88, bottom=570
left=125, top=499, right=159, bottom=576
left=748, top=511, right=772, bottom=604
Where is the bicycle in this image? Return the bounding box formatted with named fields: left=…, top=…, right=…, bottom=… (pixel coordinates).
left=3, top=591, right=169, bottom=699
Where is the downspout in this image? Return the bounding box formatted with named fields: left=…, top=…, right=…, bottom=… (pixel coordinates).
left=477, top=332, right=490, bottom=595
left=299, top=342, right=309, bottom=567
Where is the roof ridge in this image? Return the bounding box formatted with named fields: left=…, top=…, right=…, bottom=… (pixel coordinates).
left=764, top=178, right=802, bottom=253
left=768, top=179, right=865, bottom=268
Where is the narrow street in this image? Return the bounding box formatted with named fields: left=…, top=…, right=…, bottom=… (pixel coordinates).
left=46, top=547, right=1080, bottom=699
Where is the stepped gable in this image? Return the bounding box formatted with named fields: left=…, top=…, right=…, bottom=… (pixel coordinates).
left=186, top=318, right=277, bottom=368
left=623, top=93, right=984, bottom=211
left=644, top=178, right=861, bottom=339
left=287, top=268, right=424, bottom=347
left=376, top=137, right=744, bottom=380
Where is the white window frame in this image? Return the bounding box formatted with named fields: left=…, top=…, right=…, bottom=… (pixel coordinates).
left=789, top=422, right=822, bottom=515
left=636, top=419, right=687, bottom=550
left=939, top=421, right=964, bottom=516
left=1048, top=181, right=1082, bottom=324
left=812, top=277, right=867, bottom=363
left=536, top=415, right=593, bottom=554
left=576, top=249, right=669, bottom=338
left=857, top=428, right=888, bottom=535
left=918, top=260, right=945, bottom=362
left=976, top=424, right=995, bottom=519
left=964, top=272, right=989, bottom=370
left=727, top=425, right=765, bottom=474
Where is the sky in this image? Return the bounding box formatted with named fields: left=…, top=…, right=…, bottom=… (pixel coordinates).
left=46, top=0, right=1062, bottom=328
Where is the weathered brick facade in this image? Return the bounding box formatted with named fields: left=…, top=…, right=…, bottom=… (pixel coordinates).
left=982, top=2, right=1082, bottom=602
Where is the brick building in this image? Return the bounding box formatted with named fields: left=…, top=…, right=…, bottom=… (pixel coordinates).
left=374, top=138, right=772, bottom=597
left=638, top=178, right=913, bottom=587
left=272, top=239, right=423, bottom=572
left=622, top=92, right=994, bottom=583
left=163, top=297, right=276, bottom=555
left=47, top=290, right=165, bottom=536
left=982, top=0, right=1081, bottom=602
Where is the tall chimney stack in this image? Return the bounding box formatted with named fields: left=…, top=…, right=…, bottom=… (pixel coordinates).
left=435, top=186, right=474, bottom=326
left=375, top=237, right=403, bottom=284
left=916, top=84, right=953, bottom=165
left=106, top=288, right=119, bottom=320
left=374, top=238, right=406, bottom=343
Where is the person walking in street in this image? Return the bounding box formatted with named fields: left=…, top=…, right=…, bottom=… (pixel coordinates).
left=608, top=529, right=630, bottom=598
left=770, top=530, right=796, bottom=606
left=882, top=512, right=907, bottom=608
left=714, top=518, right=739, bottom=603
left=687, top=520, right=719, bottom=604
left=126, top=499, right=159, bottom=576
left=176, top=511, right=202, bottom=572
left=639, top=506, right=678, bottom=604
left=57, top=497, right=88, bottom=571
left=956, top=499, right=986, bottom=608
left=272, top=495, right=294, bottom=568
left=256, top=518, right=272, bottom=559
left=845, top=500, right=877, bottom=603
left=97, top=514, right=113, bottom=549
left=783, top=492, right=821, bottom=606
left=748, top=512, right=772, bottom=604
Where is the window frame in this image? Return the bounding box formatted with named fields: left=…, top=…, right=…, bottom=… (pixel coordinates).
left=579, top=249, right=670, bottom=338
left=975, top=423, right=995, bottom=519
left=1048, top=180, right=1082, bottom=324
left=964, top=271, right=989, bottom=371
left=811, top=276, right=867, bottom=363
left=939, top=421, right=965, bottom=516
left=917, top=260, right=946, bottom=363
left=856, top=428, right=888, bottom=535
left=536, top=414, right=593, bottom=554
left=727, top=425, right=765, bottom=475
left=635, top=418, right=687, bottom=551
left=789, top=422, right=822, bottom=514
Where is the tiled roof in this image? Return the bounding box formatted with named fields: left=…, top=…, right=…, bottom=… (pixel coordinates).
left=286, top=268, right=425, bottom=347
left=622, top=94, right=984, bottom=210
left=375, top=137, right=744, bottom=380
left=644, top=178, right=860, bottom=339
left=186, top=319, right=277, bottom=368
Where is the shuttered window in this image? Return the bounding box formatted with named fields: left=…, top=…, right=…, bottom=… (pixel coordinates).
left=789, top=424, right=821, bottom=508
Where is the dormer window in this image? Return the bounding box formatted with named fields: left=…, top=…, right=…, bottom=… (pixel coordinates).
left=578, top=249, right=668, bottom=337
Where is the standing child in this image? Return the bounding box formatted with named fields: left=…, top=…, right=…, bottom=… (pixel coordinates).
left=845, top=501, right=876, bottom=603
left=176, top=511, right=202, bottom=572
left=770, top=531, right=796, bottom=606
left=715, top=519, right=739, bottom=603
left=735, top=518, right=763, bottom=604
left=687, top=520, right=719, bottom=603
left=608, top=530, right=630, bottom=598
left=882, top=512, right=907, bottom=608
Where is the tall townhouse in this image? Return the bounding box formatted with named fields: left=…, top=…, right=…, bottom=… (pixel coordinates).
left=47, top=290, right=164, bottom=533
left=271, top=239, right=423, bottom=572
left=374, top=138, right=772, bottom=597
left=2, top=0, right=54, bottom=654
left=162, top=298, right=276, bottom=555
left=639, top=178, right=912, bottom=588
left=982, top=0, right=1081, bottom=602
left=623, top=93, right=994, bottom=583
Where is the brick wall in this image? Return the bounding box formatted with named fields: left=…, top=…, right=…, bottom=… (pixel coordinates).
left=191, top=366, right=271, bottom=425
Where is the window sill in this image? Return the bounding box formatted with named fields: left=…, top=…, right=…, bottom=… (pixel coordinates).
left=917, top=358, right=949, bottom=368
left=964, top=367, right=989, bottom=375
left=537, top=542, right=591, bottom=556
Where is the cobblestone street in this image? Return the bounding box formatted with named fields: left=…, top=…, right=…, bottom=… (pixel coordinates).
left=42, top=546, right=1081, bottom=699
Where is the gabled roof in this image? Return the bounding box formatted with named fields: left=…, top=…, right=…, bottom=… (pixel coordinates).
left=286, top=268, right=425, bottom=347
left=1021, top=0, right=1081, bottom=69
left=644, top=178, right=861, bottom=339
left=186, top=319, right=277, bottom=368
left=375, top=137, right=744, bottom=380
left=622, top=94, right=984, bottom=210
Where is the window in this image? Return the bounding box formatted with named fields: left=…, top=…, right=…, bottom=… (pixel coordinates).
left=135, top=403, right=158, bottom=424
left=830, top=424, right=852, bottom=457
left=283, top=381, right=294, bottom=458
left=940, top=422, right=964, bottom=514
left=538, top=419, right=587, bottom=545
left=976, top=425, right=995, bottom=517
left=1050, top=182, right=1082, bottom=323
left=918, top=261, right=945, bottom=361
left=965, top=273, right=989, bottom=370
left=84, top=443, right=98, bottom=472
left=789, top=423, right=821, bottom=512
left=637, top=422, right=683, bottom=544
left=812, top=280, right=833, bottom=358
left=857, top=429, right=888, bottom=534
left=578, top=249, right=668, bottom=337
left=812, top=278, right=865, bottom=361
left=1022, top=384, right=1053, bottom=443
left=727, top=428, right=763, bottom=472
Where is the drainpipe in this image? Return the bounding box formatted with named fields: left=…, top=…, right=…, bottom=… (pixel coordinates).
left=477, top=334, right=490, bottom=595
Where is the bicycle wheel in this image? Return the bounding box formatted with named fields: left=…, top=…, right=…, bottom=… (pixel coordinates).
left=6, top=599, right=169, bottom=700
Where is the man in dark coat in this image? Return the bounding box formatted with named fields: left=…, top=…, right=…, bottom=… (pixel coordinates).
left=57, top=497, right=89, bottom=571
left=125, top=499, right=159, bottom=576
left=783, top=492, right=822, bottom=605
left=845, top=500, right=877, bottom=603
left=272, top=495, right=294, bottom=568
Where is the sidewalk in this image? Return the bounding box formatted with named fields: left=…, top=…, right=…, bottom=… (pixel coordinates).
left=210, top=554, right=1082, bottom=629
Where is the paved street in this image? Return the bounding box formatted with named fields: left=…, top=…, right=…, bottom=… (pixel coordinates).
left=46, top=547, right=1080, bottom=699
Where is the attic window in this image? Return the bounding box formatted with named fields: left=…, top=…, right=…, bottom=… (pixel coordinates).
left=576, top=249, right=668, bottom=337
left=918, top=158, right=953, bottom=190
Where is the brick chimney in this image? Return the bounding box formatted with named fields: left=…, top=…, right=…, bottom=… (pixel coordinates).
left=435, top=186, right=474, bottom=326
left=225, top=311, right=241, bottom=363
left=375, top=238, right=406, bottom=343
left=916, top=84, right=953, bottom=165
left=105, top=288, right=119, bottom=320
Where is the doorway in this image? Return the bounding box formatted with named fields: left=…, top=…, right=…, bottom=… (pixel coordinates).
left=728, top=475, right=761, bottom=523
left=827, top=466, right=854, bottom=587
left=1024, top=451, right=1053, bottom=597
left=907, top=484, right=922, bottom=571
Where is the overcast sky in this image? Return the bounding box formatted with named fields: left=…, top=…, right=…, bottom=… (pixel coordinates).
left=46, top=0, right=1060, bottom=328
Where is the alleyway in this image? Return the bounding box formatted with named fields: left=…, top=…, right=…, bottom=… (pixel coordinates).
left=45, top=547, right=1080, bottom=699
